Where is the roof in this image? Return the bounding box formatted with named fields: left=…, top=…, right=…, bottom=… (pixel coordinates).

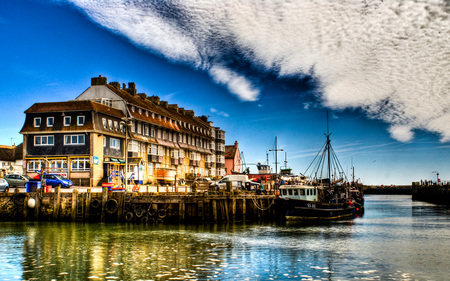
left=24, top=100, right=125, bottom=117
left=0, top=143, right=22, bottom=161
left=225, top=145, right=238, bottom=159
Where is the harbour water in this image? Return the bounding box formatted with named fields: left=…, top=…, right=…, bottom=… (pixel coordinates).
left=1, top=195, right=449, bottom=280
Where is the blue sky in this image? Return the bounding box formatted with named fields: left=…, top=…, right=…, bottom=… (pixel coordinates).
left=1, top=0, right=449, bottom=185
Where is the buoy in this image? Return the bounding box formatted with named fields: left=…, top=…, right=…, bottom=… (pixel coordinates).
left=27, top=198, right=36, bottom=208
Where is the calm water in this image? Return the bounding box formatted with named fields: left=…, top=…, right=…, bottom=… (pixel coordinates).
left=1, top=195, right=449, bottom=281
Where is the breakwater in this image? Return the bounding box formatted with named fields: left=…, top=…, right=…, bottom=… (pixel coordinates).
left=0, top=187, right=281, bottom=223
left=361, top=185, right=412, bottom=195
left=412, top=183, right=450, bottom=205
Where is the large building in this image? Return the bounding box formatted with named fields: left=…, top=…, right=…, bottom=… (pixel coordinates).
left=20, top=76, right=226, bottom=186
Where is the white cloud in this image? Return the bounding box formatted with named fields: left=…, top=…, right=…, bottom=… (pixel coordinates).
left=67, top=0, right=450, bottom=142
left=210, top=108, right=229, bottom=118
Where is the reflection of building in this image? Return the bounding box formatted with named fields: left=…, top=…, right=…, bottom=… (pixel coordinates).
left=0, top=143, right=23, bottom=177
left=225, top=141, right=241, bottom=175
left=19, top=76, right=226, bottom=186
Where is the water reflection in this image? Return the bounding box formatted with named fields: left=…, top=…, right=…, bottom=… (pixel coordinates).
left=0, top=195, right=449, bottom=280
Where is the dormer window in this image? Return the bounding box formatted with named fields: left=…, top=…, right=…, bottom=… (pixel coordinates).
left=139, top=108, right=142, bottom=114
left=101, top=98, right=112, bottom=107
left=131, top=106, right=135, bottom=112
left=47, top=117, right=54, bottom=127
left=34, top=117, right=41, bottom=127
left=146, top=111, right=149, bottom=117
left=64, top=116, right=71, bottom=126
left=77, top=116, right=85, bottom=126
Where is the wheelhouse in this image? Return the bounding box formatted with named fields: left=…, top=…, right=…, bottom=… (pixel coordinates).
left=280, top=184, right=319, bottom=201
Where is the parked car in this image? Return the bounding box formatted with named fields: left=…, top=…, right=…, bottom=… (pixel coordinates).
left=34, top=174, right=73, bottom=188
left=193, top=177, right=214, bottom=185
left=4, top=174, right=32, bottom=187
left=0, top=178, right=9, bottom=193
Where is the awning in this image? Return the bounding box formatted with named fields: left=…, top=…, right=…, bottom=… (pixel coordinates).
left=128, top=157, right=143, bottom=165
left=104, top=158, right=125, bottom=165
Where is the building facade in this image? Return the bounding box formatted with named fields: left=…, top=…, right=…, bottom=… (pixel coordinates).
left=225, top=141, right=241, bottom=175
left=20, top=76, right=226, bottom=186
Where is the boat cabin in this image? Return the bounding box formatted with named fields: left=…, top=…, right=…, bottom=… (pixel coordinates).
left=279, top=184, right=319, bottom=202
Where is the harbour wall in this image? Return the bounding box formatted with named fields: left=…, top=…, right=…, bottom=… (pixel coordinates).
left=412, top=183, right=450, bottom=205
left=0, top=187, right=282, bottom=224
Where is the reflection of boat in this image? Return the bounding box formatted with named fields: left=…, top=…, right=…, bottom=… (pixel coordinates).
left=280, top=116, right=364, bottom=220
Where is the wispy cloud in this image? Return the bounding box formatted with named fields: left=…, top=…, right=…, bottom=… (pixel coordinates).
left=67, top=0, right=450, bottom=142
left=210, top=108, right=229, bottom=118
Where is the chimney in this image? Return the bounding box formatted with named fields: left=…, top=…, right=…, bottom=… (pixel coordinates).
left=138, top=93, right=147, bottom=99
left=91, top=75, right=107, bottom=85
left=186, top=110, right=195, bottom=117
left=179, top=107, right=185, bottom=115
left=148, top=95, right=160, bottom=105
left=109, top=82, right=120, bottom=89
left=126, top=82, right=137, bottom=95
left=234, top=141, right=238, bottom=148
left=161, top=100, right=168, bottom=108
left=169, top=104, right=179, bottom=112
left=200, top=115, right=208, bottom=122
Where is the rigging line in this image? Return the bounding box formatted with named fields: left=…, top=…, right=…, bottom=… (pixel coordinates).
left=303, top=141, right=327, bottom=175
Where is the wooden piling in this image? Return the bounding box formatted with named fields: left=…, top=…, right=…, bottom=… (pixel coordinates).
left=53, top=186, right=61, bottom=221
left=212, top=200, right=217, bottom=222
left=71, top=189, right=79, bottom=221
left=101, top=187, right=108, bottom=222
left=85, top=189, right=91, bottom=221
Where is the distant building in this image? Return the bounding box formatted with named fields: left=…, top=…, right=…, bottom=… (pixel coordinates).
left=0, top=143, right=23, bottom=177
left=19, top=75, right=226, bottom=186
left=225, top=141, right=241, bottom=175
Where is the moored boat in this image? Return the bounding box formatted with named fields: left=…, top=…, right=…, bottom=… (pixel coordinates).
left=280, top=114, right=364, bottom=220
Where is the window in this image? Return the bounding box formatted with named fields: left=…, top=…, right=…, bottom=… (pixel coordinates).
left=108, top=120, right=113, bottom=130
left=137, top=122, right=142, bottom=134
left=101, top=98, right=112, bottom=107
left=114, top=121, right=119, bottom=131
left=144, top=124, right=149, bottom=136
left=64, top=134, right=85, bottom=145
left=102, top=118, right=107, bottom=129
left=34, top=135, right=54, bottom=146
left=64, top=116, right=71, bottom=126
left=110, top=138, right=120, bottom=149
left=34, top=117, right=41, bottom=127
left=47, top=117, right=54, bottom=127
left=48, top=159, right=68, bottom=172
left=27, top=160, right=44, bottom=172
left=78, top=116, right=85, bottom=126
left=103, top=136, right=107, bottom=147
left=150, top=127, right=155, bottom=138
left=71, top=158, right=90, bottom=171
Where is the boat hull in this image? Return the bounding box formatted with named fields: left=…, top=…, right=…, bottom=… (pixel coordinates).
left=283, top=199, right=357, bottom=220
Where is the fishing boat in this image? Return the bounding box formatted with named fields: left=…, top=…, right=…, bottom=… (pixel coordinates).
left=279, top=116, right=364, bottom=220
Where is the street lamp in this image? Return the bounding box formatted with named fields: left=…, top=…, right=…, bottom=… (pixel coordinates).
left=432, top=171, right=439, bottom=184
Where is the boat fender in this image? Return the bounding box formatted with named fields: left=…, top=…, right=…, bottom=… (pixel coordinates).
left=156, top=218, right=164, bottom=224
left=91, top=199, right=101, bottom=209
left=135, top=208, right=145, bottom=218
left=133, top=204, right=142, bottom=213
left=105, top=199, right=118, bottom=214
left=13, top=193, right=27, bottom=206
left=148, top=208, right=157, bottom=217
left=158, top=209, right=166, bottom=219
left=27, top=198, right=36, bottom=208
left=125, top=211, right=134, bottom=222
left=141, top=216, right=149, bottom=224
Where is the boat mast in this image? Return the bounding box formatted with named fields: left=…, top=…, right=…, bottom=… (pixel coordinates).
left=325, top=111, right=332, bottom=187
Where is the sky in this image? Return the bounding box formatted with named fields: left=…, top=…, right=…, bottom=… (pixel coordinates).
left=0, top=0, right=449, bottom=185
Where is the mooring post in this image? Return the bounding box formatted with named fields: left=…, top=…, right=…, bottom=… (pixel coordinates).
left=71, top=189, right=79, bottom=221
left=101, top=186, right=108, bottom=222
left=179, top=199, right=185, bottom=223
left=53, top=186, right=61, bottom=221
left=231, top=198, right=236, bottom=221
left=34, top=193, right=40, bottom=221
left=242, top=198, right=246, bottom=221
left=212, top=199, right=217, bottom=222
left=118, top=191, right=125, bottom=221
left=85, top=189, right=91, bottom=221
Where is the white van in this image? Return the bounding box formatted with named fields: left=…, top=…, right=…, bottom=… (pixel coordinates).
left=213, top=175, right=258, bottom=190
